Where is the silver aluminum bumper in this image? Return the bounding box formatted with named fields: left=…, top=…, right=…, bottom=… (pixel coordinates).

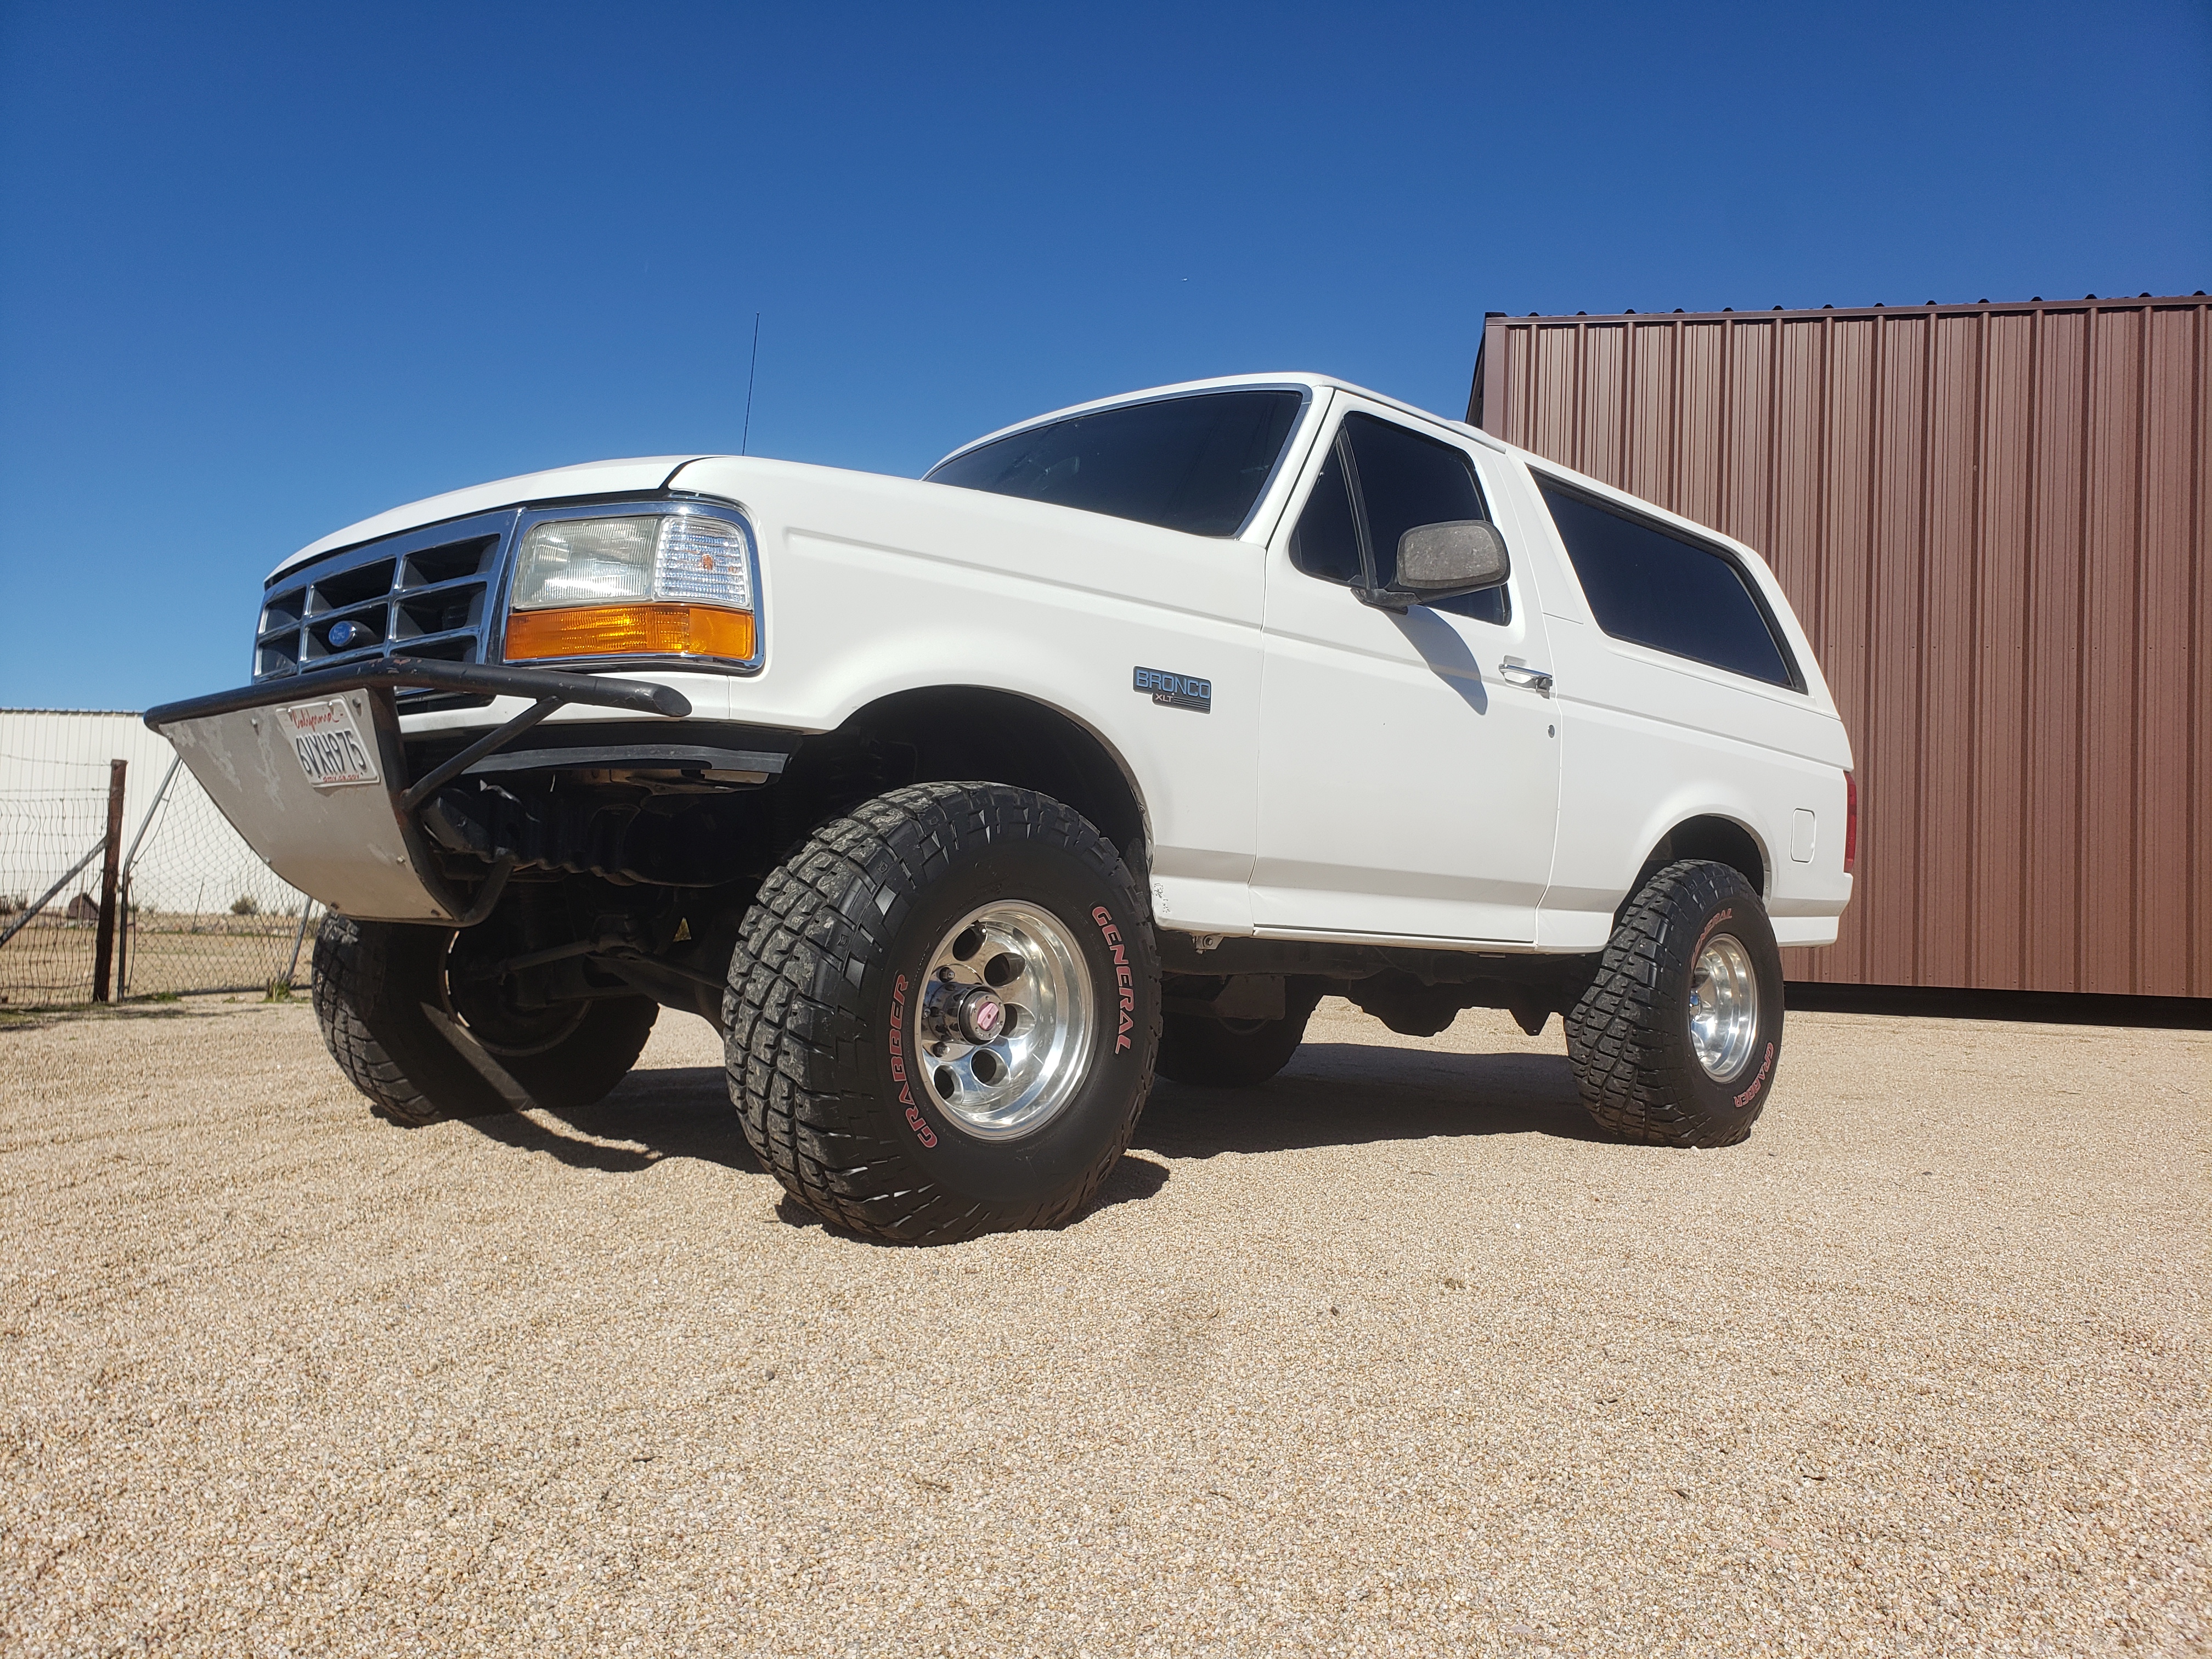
left=144, top=658, right=690, bottom=924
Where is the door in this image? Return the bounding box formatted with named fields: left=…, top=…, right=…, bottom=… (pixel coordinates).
left=1252, top=398, right=1562, bottom=943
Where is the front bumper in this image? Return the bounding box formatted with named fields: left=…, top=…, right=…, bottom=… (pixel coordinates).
left=144, top=658, right=691, bottom=924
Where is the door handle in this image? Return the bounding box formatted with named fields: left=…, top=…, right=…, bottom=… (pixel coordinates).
left=1497, top=663, right=1554, bottom=695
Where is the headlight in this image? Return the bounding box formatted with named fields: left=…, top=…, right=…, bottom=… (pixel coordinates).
left=505, top=511, right=756, bottom=664
left=510, top=516, right=660, bottom=608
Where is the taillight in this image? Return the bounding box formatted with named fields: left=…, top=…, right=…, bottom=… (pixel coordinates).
left=1843, top=772, right=1858, bottom=876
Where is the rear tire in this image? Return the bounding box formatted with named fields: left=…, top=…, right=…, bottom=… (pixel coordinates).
left=1564, top=859, right=1784, bottom=1148
left=1157, top=982, right=1323, bottom=1087
left=723, top=782, right=1159, bottom=1244
left=311, top=914, right=657, bottom=1125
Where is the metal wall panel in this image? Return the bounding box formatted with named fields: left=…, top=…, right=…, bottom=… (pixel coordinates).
left=1472, top=296, right=2210, bottom=997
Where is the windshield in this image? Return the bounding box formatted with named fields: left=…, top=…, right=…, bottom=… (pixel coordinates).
left=925, top=390, right=1303, bottom=537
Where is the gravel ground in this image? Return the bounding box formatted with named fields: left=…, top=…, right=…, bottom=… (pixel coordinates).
left=1, top=993, right=2205, bottom=1657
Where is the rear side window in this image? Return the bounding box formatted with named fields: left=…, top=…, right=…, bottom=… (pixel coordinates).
left=1538, top=479, right=1799, bottom=688
left=926, top=390, right=1302, bottom=537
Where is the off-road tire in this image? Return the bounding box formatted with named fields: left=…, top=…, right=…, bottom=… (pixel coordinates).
left=1157, top=981, right=1325, bottom=1087
left=723, top=782, right=1160, bottom=1244
left=1564, top=859, right=1784, bottom=1148
left=312, top=915, right=658, bottom=1125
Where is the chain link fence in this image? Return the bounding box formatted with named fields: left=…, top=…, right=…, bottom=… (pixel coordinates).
left=1, top=711, right=323, bottom=1009
left=0, top=781, right=117, bottom=1006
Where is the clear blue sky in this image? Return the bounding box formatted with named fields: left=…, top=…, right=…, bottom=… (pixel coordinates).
left=3, top=0, right=2206, bottom=709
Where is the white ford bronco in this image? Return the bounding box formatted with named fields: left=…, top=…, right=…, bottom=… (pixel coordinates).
left=150, top=374, right=1855, bottom=1242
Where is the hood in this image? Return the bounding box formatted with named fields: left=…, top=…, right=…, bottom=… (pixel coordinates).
left=268, top=456, right=713, bottom=579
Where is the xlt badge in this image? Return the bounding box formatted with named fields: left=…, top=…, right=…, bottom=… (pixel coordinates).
left=1133, top=667, right=1211, bottom=713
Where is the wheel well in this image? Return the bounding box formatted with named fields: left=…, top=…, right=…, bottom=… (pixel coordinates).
left=835, top=687, right=1149, bottom=878
left=1640, top=814, right=1765, bottom=898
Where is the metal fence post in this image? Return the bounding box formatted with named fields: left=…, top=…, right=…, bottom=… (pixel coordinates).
left=92, top=759, right=127, bottom=1003
left=114, top=753, right=181, bottom=1001
left=284, top=902, right=317, bottom=991
left=117, top=753, right=181, bottom=882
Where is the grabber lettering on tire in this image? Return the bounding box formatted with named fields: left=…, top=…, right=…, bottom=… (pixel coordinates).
left=885, top=972, right=938, bottom=1148
left=723, top=782, right=1160, bottom=1244
left=1563, top=859, right=1785, bottom=1148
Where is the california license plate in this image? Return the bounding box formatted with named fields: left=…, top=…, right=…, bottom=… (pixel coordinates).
left=278, top=698, right=381, bottom=789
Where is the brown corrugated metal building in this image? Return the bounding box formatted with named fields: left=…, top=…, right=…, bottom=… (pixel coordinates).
left=1470, top=295, right=2208, bottom=998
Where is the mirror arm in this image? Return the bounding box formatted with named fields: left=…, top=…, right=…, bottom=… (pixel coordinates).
left=1353, top=585, right=1410, bottom=614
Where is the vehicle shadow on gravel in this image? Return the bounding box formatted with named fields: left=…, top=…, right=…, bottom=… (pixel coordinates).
left=765, top=1153, right=1174, bottom=1241
left=463, top=1065, right=763, bottom=1175
left=465, top=1064, right=1177, bottom=1223
left=455, top=1043, right=1593, bottom=1208
left=1136, top=1043, right=1601, bottom=1158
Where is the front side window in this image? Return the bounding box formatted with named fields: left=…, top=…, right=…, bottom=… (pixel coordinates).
left=1538, top=478, right=1799, bottom=689
left=926, top=390, right=1302, bottom=537
left=1288, top=439, right=1362, bottom=584
left=1289, top=413, right=1509, bottom=625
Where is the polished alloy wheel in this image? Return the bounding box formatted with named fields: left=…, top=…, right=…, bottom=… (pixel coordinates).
left=915, top=901, right=1095, bottom=1139
left=1686, top=932, right=1759, bottom=1081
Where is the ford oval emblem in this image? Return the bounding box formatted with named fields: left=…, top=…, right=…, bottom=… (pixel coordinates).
left=328, top=620, right=374, bottom=650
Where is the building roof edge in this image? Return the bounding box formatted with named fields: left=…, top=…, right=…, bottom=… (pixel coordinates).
left=1485, top=294, right=2209, bottom=326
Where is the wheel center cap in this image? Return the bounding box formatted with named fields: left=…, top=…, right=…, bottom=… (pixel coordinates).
left=955, top=986, right=1005, bottom=1044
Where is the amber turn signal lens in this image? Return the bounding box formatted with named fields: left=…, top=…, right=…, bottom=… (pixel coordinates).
left=504, top=602, right=755, bottom=663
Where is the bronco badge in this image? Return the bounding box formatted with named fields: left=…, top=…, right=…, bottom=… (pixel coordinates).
left=1133, top=667, right=1211, bottom=713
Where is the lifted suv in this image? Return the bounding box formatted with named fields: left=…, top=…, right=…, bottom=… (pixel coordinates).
left=149, top=374, right=1855, bottom=1242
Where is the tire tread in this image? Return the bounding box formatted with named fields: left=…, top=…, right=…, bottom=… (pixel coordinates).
left=1564, top=859, right=1772, bottom=1149
left=311, top=916, right=447, bottom=1125
left=312, top=915, right=658, bottom=1124
left=723, top=782, right=1157, bottom=1244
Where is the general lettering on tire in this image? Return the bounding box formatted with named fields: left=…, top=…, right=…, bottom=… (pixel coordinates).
left=1092, top=906, right=1135, bottom=1053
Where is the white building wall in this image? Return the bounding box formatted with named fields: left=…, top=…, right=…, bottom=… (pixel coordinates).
left=1, top=710, right=310, bottom=918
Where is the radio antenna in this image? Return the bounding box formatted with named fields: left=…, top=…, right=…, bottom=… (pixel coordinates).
left=741, top=312, right=761, bottom=455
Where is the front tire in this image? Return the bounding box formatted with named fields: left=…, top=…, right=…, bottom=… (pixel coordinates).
left=311, top=915, right=658, bottom=1125
left=1564, top=860, right=1784, bottom=1147
left=723, top=782, right=1160, bottom=1244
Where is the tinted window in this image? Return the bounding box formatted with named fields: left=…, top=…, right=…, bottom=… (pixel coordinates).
left=926, top=390, right=1301, bottom=537
left=1344, top=415, right=1506, bottom=626
left=1539, top=479, right=1797, bottom=687
left=1288, top=414, right=1508, bottom=627
left=1288, top=440, right=1362, bottom=584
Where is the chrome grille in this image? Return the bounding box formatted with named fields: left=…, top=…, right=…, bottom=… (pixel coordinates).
left=252, top=509, right=519, bottom=682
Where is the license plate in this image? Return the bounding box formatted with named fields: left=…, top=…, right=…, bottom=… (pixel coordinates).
left=277, top=698, right=381, bottom=789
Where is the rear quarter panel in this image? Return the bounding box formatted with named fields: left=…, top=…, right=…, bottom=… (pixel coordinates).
left=1492, top=450, right=1857, bottom=950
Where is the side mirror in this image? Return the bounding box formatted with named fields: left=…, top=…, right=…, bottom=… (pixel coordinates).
left=1393, top=520, right=1510, bottom=598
